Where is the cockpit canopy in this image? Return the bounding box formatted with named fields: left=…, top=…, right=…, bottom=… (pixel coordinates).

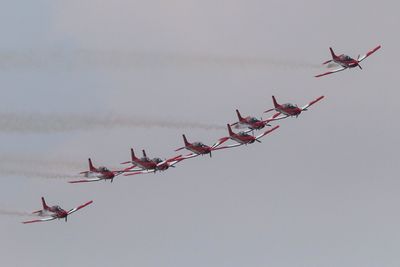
left=98, top=166, right=109, bottom=172
left=283, top=103, right=297, bottom=109
left=52, top=205, right=62, bottom=212
left=249, top=117, right=260, bottom=123
left=340, top=55, right=353, bottom=61
left=152, top=157, right=163, bottom=163
left=343, top=55, right=352, bottom=61
left=140, top=157, right=150, bottom=162
left=238, top=132, right=250, bottom=137
left=193, top=142, right=205, bottom=147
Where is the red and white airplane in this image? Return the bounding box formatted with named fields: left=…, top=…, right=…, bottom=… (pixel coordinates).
left=218, top=124, right=280, bottom=148
left=122, top=148, right=183, bottom=175
left=69, top=158, right=132, bottom=183
left=175, top=134, right=229, bottom=159
left=315, top=45, right=381, bottom=77
left=22, top=197, right=93, bottom=224
left=230, top=109, right=281, bottom=132
left=264, top=95, right=324, bottom=119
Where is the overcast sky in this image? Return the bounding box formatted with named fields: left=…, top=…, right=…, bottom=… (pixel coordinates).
left=0, top=1, right=399, bottom=266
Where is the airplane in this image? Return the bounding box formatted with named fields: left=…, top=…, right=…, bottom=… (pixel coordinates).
left=217, top=124, right=280, bottom=149
left=230, top=109, right=281, bottom=132
left=22, top=197, right=93, bottom=224
left=122, top=148, right=184, bottom=175
left=315, top=45, right=381, bottom=77
left=69, top=158, right=134, bottom=183
left=174, top=134, right=229, bottom=159
left=264, top=95, right=324, bottom=119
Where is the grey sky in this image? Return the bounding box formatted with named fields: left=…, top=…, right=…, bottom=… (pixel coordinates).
left=0, top=1, right=399, bottom=266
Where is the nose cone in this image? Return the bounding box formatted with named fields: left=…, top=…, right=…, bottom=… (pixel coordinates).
left=60, top=210, right=68, bottom=217
left=349, top=60, right=359, bottom=68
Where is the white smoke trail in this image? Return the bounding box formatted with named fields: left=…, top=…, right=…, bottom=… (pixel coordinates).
left=0, top=49, right=319, bottom=71
left=0, top=209, right=35, bottom=217
left=0, top=168, right=77, bottom=180
left=0, top=154, right=84, bottom=170
left=327, top=62, right=340, bottom=68
left=0, top=155, right=83, bottom=180
left=0, top=112, right=225, bottom=133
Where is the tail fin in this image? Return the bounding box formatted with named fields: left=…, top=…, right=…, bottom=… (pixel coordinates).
left=182, top=134, right=190, bottom=146
left=272, top=96, right=279, bottom=108
left=227, top=124, right=234, bottom=136
left=130, top=148, right=138, bottom=161
left=142, top=149, right=147, bottom=158
left=88, top=158, right=96, bottom=172
left=235, top=109, right=244, bottom=121
left=329, top=47, right=337, bottom=58
left=41, top=197, right=49, bottom=210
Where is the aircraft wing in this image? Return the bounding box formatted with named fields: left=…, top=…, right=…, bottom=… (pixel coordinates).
left=124, top=169, right=157, bottom=176
left=301, top=96, right=325, bottom=110
left=166, top=155, right=184, bottom=167
left=255, top=125, right=280, bottom=140
left=214, top=143, right=242, bottom=150
left=68, top=178, right=103, bottom=183
left=211, top=137, right=230, bottom=149
left=113, top=166, right=142, bottom=175
left=262, top=112, right=285, bottom=123
left=22, top=217, right=57, bottom=224
left=179, top=153, right=199, bottom=160
left=120, top=160, right=137, bottom=167
left=315, top=66, right=347, bottom=78
left=358, top=45, right=381, bottom=62
left=67, top=200, right=93, bottom=215
left=155, top=155, right=184, bottom=167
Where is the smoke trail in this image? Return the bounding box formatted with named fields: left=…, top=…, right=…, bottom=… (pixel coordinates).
left=0, top=112, right=225, bottom=133
left=327, top=62, right=339, bottom=68
left=0, top=155, right=83, bottom=180
left=0, top=168, right=77, bottom=180
left=0, top=209, right=35, bottom=217
left=0, top=154, right=84, bottom=170
left=0, top=49, right=319, bottom=71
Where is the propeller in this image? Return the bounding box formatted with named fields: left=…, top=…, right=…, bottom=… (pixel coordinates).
left=255, top=139, right=262, bottom=143
left=65, top=216, right=67, bottom=222
left=357, top=55, right=363, bottom=69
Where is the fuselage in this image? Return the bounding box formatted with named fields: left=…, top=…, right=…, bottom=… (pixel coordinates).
left=334, top=54, right=359, bottom=68
left=133, top=157, right=157, bottom=170
left=240, top=117, right=266, bottom=130
left=230, top=132, right=255, bottom=144
left=186, top=142, right=212, bottom=155
left=276, top=103, right=302, bottom=116
left=151, top=157, right=169, bottom=171
left=92, top=167, right=115, bottom=180
left=45, top=206, right=68, bottom=218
